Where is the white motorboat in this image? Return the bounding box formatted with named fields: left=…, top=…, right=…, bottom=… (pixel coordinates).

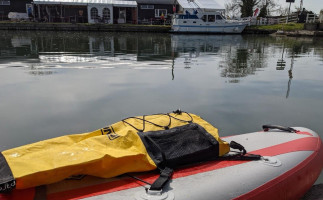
left=171, top=10, right=249, bottom=33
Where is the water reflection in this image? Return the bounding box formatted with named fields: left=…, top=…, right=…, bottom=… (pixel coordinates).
left=272, top=37, right=320, bottom=98
left=1, top=31, right=323, bottom=80
left=172, top=35, right=268, bottom=83
left=0, top=34, right=37, bottom=62
left=276, top=44, right=286, bottom=71
left=0, top=31, right=176, bottom=70
left=171, top=35, right=234, bottom=69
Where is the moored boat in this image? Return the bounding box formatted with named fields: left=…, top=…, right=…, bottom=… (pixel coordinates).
left=171, top=0, right=249, bottom=34
left=171, top=11, right=248, bottom=34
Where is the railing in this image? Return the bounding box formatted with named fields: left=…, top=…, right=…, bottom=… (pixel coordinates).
left=306, top=13, right=319, bottom=23
left=243, top=13, right=299, bottom=26
left=277, top=13, right=298, bottom=23
left=247, top=17, right=280, bottom=25
left=245, top=12, right=321, bottom=26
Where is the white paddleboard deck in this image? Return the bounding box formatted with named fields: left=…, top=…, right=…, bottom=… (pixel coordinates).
left=2, top=127, right=323, bottom=200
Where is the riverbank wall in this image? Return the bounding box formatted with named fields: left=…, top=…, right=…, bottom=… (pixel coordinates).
left=0, top=22, right=171, bottom=33
left=242, top=27, right=277, bottom=34
left=2, top=22, right=322, bottom=37
left=304, top=22, right=323, bottom=31
left=0, top=22, right=272, bottom=34
left=0, top=22, right=278, bottom=35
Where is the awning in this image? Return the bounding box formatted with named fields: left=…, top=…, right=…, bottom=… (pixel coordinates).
left=113, top=0, right=137, bottom=7
left=177, top=0, right=224, bottom=11
left=135, top=0, right=175, bottom=4
left=33, top=0, right=137, bottom=7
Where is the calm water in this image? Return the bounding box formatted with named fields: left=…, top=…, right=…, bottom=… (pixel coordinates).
left=1, top=31, right=323, bottom=183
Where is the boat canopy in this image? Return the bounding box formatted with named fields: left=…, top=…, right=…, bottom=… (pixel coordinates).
left=33, top=0, right=137, bottom=7
left=177, top=0, right=225, bottom=11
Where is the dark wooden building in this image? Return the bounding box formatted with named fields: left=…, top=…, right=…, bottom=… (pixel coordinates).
left=136, top=0, right=177, bottom=24
left=32, top=0, right=137, bottom=24
left=1, top=0, right=178, bottom=24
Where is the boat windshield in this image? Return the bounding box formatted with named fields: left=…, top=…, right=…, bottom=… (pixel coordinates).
left=176, top=14, right=199, bottom=19
left=208, top=15, right=215, bottom=22
left=216, top=15, right=223, bottom=20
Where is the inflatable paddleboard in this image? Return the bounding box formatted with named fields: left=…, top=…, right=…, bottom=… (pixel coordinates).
left=1, top=126, right=322, bottom=200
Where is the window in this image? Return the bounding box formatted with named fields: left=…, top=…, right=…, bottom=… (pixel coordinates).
left=0, top=0, right=10, bottom=5
left=155, top=9, right=167, bottom=18
left=90, top=7, right=98, bottom=19
left=201, top=15, right=207, bottom=22
left=26, top=4, right=33, bottom=16
left=141, top=5, right=154, bottom=9
left=208, top=15, right=215, bottom=22
left=216, top=15, right=223, bottom=20
left=103, top=8, right=110, bottom=20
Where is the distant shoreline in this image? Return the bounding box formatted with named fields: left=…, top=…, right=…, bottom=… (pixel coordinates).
left=0, top=22, right=171, bottom=33
left=0, top=22, right=275, bottom=34
left=0, top=22, right=322, bottom=37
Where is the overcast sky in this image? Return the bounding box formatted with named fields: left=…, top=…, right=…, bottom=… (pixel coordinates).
left=217, top=0, right=322, bottom=14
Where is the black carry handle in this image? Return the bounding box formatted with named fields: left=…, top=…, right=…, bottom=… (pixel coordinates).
left=230, top=141, right=247, bottom=155
left=262, top=125, right=297, bottom=133
left=227, top=141, right=262, bottom=161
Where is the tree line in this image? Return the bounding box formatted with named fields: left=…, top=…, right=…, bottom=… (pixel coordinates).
left=225, top=0, right=301, bottom=18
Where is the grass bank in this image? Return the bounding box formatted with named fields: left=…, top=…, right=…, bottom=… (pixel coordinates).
left=251, top=23, right=304, bottom=31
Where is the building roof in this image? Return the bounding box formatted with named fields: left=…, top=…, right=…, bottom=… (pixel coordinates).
left=177, top=0, right=224, bottom=10
left=33, top=0, right=137, bottom=7
left=134, top=0, right=175, bottom=4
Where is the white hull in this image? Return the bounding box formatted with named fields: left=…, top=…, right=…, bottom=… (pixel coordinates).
left=172, top=22, right=248, bottom=33
left=171, top=13, right=248, bottom=34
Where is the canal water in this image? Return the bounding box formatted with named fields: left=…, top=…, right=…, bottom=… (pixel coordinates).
left=0, top=31, right=323, bottom=184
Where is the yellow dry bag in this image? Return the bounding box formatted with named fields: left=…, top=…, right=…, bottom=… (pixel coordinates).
left=0, top=110, right=229, bottom=192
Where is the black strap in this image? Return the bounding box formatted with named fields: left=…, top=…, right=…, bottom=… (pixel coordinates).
left=149, top=167, right=174, bottom=191
left=219, top=153, right=262, bottom=161
left=262, top=125, right=297, bottom=133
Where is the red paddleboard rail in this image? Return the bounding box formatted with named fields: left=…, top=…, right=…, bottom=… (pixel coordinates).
left=234, top=139, right=323, bottom=200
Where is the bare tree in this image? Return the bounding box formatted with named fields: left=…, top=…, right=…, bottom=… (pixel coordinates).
left=225, top=0, right=278, bottom=18
left=225, top=1, right=241, bottom=18
left=274, top=5, right=292, bottom=16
